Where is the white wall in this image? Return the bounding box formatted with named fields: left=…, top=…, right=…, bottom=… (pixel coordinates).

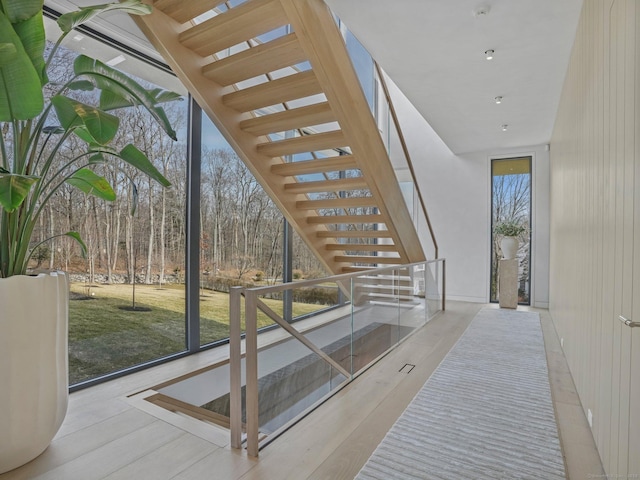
left=386, top=80, right=550, bottom=307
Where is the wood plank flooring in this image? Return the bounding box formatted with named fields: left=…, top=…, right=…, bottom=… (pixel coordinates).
left=0, top=302, right=603, bottom=480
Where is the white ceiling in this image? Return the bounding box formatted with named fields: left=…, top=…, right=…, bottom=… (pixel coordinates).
left=325, top=0, right=584, bottom=154
left=46, top=0, right=584, bottom=155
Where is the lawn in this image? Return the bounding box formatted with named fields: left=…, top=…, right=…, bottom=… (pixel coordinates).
left=68, top=283, right=325, bottom=385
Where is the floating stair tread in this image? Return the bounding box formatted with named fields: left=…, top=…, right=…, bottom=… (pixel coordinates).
left=154, top=0, right=226, bottom=24
left=316, top=230, right=392, bottom=238
left=341, top=266, right=376, bottom=273
left=357, top=284, right=414, bottom=292
left=308, top=214, right=383, bottom=225
left=357, top=275, right=412, bottom=282
left=242, top=102, right=335, bottom=136
left=296, top=196, right=377, bottom=210
left=324, top=243, right=397, bottom=252
left=368, top=299, right=419, bottom=308
left=271, top=154, right=356, bottom=176
left=258, top=130, right=347, bottom=158
left=202, top=33, right=306, bottom=86
left=284, top=177, right=367, bottom=194
left=223, top=70, right=322, bottom=113
left=333, top=255, right=401, bottom=265
left=179, top=0, right=288, bottom=57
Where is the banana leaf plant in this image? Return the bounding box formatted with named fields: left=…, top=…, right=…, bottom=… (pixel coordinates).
left=0, top=0, right=179, bottom=278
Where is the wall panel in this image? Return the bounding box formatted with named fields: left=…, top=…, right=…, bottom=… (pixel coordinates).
left=549, top=0, right=639, bottom=475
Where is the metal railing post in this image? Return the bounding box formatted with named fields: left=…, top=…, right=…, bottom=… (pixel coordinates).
left=229, top=287, right=243, bottom=449
left=442, top=259, right=446, bottom=312
left=245, top=291, right=259, bottom=457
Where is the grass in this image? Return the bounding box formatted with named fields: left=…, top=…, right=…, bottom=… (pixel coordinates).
left=68, top=283, right=325, bottom=385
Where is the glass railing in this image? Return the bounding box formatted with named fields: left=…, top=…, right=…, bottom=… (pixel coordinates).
left=338, top=21, right=439, bottom=260
left=374, top=64, right=439, bottom=261
left=229, top=260, right=445, bottom=456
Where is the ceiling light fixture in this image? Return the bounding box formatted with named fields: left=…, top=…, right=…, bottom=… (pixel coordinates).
left=473, top=5, right=491, bottom=17
left=494, top=96, right=503, bottom=104
left=501, top=124, right=508, bottom=131
left=72, top=34, right=84, bottom=42
left=485, top=49, right=494, bottom=60
left=105, top=54, right=126, bottom=67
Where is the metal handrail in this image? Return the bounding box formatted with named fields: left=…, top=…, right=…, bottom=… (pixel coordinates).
left=240, top=258, right=445, bottom=295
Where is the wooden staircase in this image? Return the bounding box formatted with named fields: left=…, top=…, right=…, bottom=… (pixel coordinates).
left=134, top=0, right=425, bottom=274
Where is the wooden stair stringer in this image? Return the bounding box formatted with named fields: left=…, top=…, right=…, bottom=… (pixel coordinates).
left=135, top=0, right=426, bottom=274
left=279, top=0, right=426, bottom=264
left=132, top=7, right=351, bottom=275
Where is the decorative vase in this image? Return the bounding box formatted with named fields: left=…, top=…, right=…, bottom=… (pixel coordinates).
left=500, top=236, right=519, bottom=260
left=0, top=272, right=69, bottom=474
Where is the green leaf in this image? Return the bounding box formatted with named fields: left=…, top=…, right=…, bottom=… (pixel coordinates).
left=100, top=86, right=182, bottom=111
left=0, top=173, right=38, bottom=212
left=148, top=88, right=183, bottom=104
left=50, top=95, right=83, bottom=129
left=129, top=181, right=138, bottom=216
left=51, top=95, right=119, bottom=145
left=74, top=55, right=177, bottom=141
left=88, top=153, right=106, bottom=164
left=57, top=0, right=151, bottom=33
left=67, top=79, right=95, bottom=91
left=119, top=144, right=171, bottom=188
left=0, top=43, right=17, bottom=66
left=0, top=10, right=44, bottom=120
left=73, top=126, right=95, bottom=144
left=65, top=168, right=116, bottom=201
left=0, top=0, right=42, bottom=23
left=12, top=10, right=47, bottom=85
left=64, top=231, right=87, bottom=259
left=87, top=144, right=119, bottom=156
left=43, top=125, right=64, bottom=134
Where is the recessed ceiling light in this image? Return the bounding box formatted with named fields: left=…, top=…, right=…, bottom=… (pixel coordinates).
left=485, top=49, right=495, bottom=60
left=501, top=124, right=508, bottom=131
left=72, top=34, right=84, bottom=42
left=473, top=5, right=491, bottom=17
left=494, top=96, right=503, bottom=104
left=105, top=54, right=126, bottom=66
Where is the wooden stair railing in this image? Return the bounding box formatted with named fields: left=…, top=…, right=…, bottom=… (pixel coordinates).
left=134, top=0, right=425, bottom=274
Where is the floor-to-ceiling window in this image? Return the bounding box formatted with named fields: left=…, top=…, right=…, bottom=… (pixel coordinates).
left=38, top=5, right=374, bottom=390
left=38, top=15, right=190, bottom=387
left=490, top=157, right=532, bottom=305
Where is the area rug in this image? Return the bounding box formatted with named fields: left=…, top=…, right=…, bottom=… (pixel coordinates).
left=355, top=307, right=565, bottom=479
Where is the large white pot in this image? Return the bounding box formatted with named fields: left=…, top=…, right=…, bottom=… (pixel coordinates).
left=0, top=272, right=69, bottom=474
left=500, top=236, right=519, bottom=260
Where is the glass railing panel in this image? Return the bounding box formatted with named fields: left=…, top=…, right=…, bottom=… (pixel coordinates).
left=396, top=265, right=429, bottom=336
left=231, top=261, right=440, bottom=453
left=342, top=28, right=375, bottom=113
left=252, top=283, right=351, bottom=436
left=339, top=20, right=438, bottom=260
left=425, top=260, right=445, bottom=320
left=255, top=332, right=347, bottom=436
left=349, top=268, right=403, bottom=375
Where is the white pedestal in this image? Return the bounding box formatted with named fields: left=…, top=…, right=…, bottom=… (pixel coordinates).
left=498, top=259, right=518, bottom=309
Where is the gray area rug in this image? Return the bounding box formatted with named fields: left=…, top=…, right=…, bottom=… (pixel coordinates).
left=355, top=308, right=565, bottom=480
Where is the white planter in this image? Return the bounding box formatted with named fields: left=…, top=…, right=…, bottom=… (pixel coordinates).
left=0, top=272, right=69, bottom=474
left=500, top=236, right=519, bottom=260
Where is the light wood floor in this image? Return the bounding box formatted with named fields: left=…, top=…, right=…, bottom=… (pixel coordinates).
left=1, top=302, right=604, bottom=480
